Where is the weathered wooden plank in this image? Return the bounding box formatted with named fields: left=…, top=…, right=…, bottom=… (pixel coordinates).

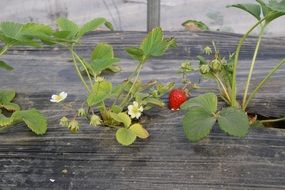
left=0, top=31, right=284, bottom=189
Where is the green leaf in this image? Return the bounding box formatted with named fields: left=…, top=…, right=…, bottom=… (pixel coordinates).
left=110, top=112, right=131, bottom=127
left=267, top=0, right=285, bottom=13
left=197, top=55, right=208, bottom=65
left=91, top=43, right=114, bottom=59
left=107, top=64, right=121, bottom=73
left=56, top=17, right=79, bottom=38
left=217, top=107, right=249, bottom=137
left=87, top=80, right=112, bottom=106
left=125, top=47, right=145, bottom=62
left=78, top=18, right=107, bottom=37
left=91, top=58, right=119, bottom=74
left=104, top=21, right=114, bottom=31
left=111, top=105, right=123, bottom=114
left=115, top=128, right=136, bottom=146
left=0, top=113, right=13, bottom=126
left=140, top=27, right=176, bottom=57
left=0, top=60, right=13, bottom=71
left=0, top=90, right=16, bottom=104
left=1, top=102, right=20, bottom=112
left=12, top=109, right=47, bottom=135
left=228, top=3, right=261, bottom=20
left=181, top=93, right=217, bottom=114
left=0, top=22, right=23, bottom=39
left=0, top=90, right=19, bottom=112
left=20, top=23, right=54, bottom=43
left=182, top=20, right=209, bottom=30
left=90, top=43, right=119, bottom=74
left=142, top=97, right=165, bottom=107
left=129, top=123, right=149, bottom=139
left=183, top=107, right=216, bottom=142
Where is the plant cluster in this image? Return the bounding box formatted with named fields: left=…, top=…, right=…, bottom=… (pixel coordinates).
left=0, top=0, right=284, bottom=145
left=0, top=22, right=48, bottom=134
left=32, top=19, right=176, bottom=146
left=180, top=0, right=285, bottom=142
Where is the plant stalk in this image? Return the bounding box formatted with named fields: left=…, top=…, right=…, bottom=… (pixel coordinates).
left=231, top=18, right=266, bottom=107
left=242, top=25, right=265, bottom=110
left=244, top=59, right=285, bottom=109
left=260, top=117, right=285, bottom=123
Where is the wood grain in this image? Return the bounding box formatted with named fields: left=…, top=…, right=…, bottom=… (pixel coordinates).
left=0, top=31, right=284, bottom=189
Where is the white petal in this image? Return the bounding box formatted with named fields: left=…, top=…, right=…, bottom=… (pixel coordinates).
left=59, top=92, right=67, bottom=100
left=133, top=101, right=138, bottom=107
left=51, top=95, right=57, bottom=99
left=128, top=105, right=133, bottom=110
left=129, top=113, right=136, bottom=119
left=135, top=112, right=141, bottom=119
left=50, top=98, right=58, bottom=103
left=138, top=106, right=143, bottom=112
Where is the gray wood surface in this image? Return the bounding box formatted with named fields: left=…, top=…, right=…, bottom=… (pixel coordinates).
left=0, top=31, right=284, bottom=189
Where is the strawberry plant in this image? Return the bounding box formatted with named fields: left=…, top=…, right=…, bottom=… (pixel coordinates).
left=181, top=0, right=285, bottom=142
left=32, top=19, right=176, bottom=145
left=0, top=22, right=48, bottom=134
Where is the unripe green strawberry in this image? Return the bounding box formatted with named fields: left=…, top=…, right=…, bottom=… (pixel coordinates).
left=209, top=58, right=222, bottom=72
left=199, top=64, right=210, bottom=74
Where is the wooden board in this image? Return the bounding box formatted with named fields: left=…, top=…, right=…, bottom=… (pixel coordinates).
left=0, top=31, right=284, bottom=189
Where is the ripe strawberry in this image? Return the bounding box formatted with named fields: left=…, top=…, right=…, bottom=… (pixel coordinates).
left=168, top=88, right=188, bottom=110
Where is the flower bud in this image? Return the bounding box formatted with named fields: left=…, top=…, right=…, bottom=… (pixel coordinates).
left=203, top=46, right=212, bottom=55
left=209, top=58, right=222, bottom=72
left=59, top=117, right=69, bottom=126
left=180, top=61, right=193, bottom=72
left=77, top=108, right=86, bottom=117
left=199, top=64, right=210, bottom=74
left=68, top=119, right=79, bottom=133
left=90, top=114, right=102, bottom=126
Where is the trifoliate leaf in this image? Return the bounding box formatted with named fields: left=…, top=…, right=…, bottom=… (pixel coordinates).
left=12, top=109, right=47, bottom=135
left=110, top=112, right=131, bottom=127
left=0, top=60, right=13, bottom=71
left=181, top=93, right=217, bottom=114
left=182, top=107, right=216, bottom=142
left=129, top=123, right=149, bottom=139
left=140, top=27, right=176, bottom=57
left=217, top=107, right=249, bottom=137
left=116, top=128, right=136, bottom=146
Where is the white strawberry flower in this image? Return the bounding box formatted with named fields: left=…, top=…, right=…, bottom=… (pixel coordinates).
left=128, top=101, right=143, bottom=119
left=50, top=92, right=67, bottom=103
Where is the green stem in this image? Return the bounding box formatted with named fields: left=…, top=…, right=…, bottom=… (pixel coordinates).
left=120, top=62, right=144, bottom=107
left=0, top=45, right=10, bottom=56
left=70, top=48, right=94, bottom=88
left=213, top=73, right=231, bottom=104
left=70, top=50, right=91, bottom=92
left=244, top=59, right=285, bottom=109
left=242, top=25, right=265, bottom=110
left=260, top=117, right=285, bottom=123
left=231, top=18, right=266, bottom=107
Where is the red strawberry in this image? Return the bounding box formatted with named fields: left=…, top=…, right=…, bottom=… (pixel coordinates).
left=168, top=88, right=188, bottom=110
